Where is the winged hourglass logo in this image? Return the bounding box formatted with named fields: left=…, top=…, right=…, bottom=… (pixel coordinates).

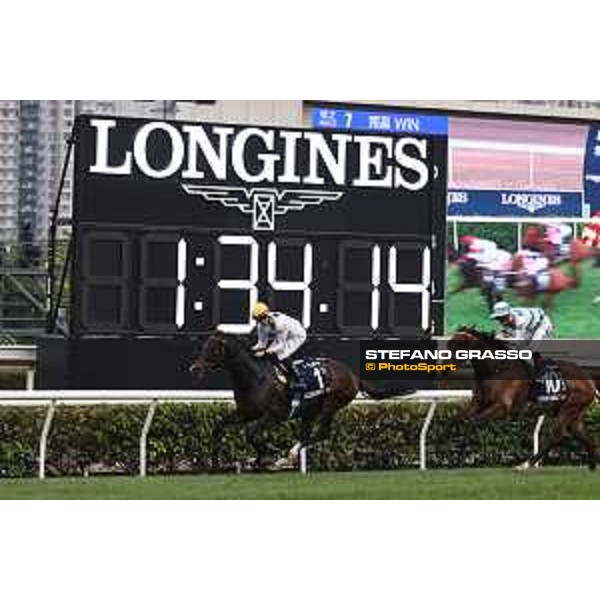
left=182, top=184, right=344, bottom=230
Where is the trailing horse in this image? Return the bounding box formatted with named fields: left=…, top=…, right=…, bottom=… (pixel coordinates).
left=447, top=326, right=598, bottom=471
left=510, top=253, right=580, bottom=311
left=190, top=330, right=412, bottom=470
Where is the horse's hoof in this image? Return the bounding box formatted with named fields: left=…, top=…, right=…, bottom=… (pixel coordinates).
left=273, top=457, right=295, bottom=471
left=514, top=461, right=531, bottom=472
left=287, top=443, right=301, bottom=466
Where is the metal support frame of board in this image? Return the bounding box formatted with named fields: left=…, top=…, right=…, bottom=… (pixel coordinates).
left=46, top=130, right=74, bottom=334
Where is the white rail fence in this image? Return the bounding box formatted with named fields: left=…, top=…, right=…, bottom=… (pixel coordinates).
left=0, top=390, right=545, bottom=478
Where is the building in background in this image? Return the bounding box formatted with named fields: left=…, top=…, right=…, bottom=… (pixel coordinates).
left=0, top=100, right=599, bottom=247
left=0, top=101, right=19, bottom=244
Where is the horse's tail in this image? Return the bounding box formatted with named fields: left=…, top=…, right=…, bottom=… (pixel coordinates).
left=358, top=379, right=416, bottom=401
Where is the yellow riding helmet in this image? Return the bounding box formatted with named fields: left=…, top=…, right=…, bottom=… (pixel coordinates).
left=252, top=301, right=270, bottom=319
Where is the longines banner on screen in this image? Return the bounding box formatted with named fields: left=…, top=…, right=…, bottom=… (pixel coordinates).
left=448, top=189, right=585, bottom=218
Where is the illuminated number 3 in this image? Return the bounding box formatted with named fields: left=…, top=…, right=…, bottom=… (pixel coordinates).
left=217, top=236, right=259, bottom=333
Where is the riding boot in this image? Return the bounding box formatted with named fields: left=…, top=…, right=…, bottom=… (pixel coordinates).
left=288, top=378, right=306, bottom=419
left=285, top=360, right=306, bottom=419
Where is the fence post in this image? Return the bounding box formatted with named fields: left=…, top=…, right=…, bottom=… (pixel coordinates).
left=139, top=400, right=158, bottom=477
left=25, top=369, right=35, bottom=391
left=39, top=400, right=56, bottom=480
left=299, top=447, right=307, bottom=475
left=533, top=415, right=545, bottom=467
left=419, top=402, right=437, bottom=471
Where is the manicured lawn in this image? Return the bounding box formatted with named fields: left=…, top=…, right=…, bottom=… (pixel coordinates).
left=1, top=468, right=599, bottom=500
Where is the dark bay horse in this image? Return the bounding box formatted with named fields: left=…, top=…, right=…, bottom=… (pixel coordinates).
left=190, top=331, right=411, bottom=470
left=448, top=327, right=599, bottom=471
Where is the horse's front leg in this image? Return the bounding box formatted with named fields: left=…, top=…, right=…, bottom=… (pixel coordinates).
left=275, top=417, right=315, bottom=470
left=285, top=409, right=335, bottom=468
left=244, top=411, right=284, bottom=470
left=211, top=409, right=246, bottom=470
left=516, top=412, right=569, bottom=472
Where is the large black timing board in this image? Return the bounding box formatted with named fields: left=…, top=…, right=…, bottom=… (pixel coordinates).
left=40, top=114, right=448, bottom=389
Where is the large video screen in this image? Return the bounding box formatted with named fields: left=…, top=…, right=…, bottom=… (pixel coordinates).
left=446, top=115, right=600, bottom=339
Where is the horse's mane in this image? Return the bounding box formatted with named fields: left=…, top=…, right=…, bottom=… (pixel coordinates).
left=216, top=331, right=251, bottom=348
left=456, top=325, right=509, bottom=350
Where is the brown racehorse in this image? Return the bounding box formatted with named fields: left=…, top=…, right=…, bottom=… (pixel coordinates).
left=190, top=330, right=412, bottom=470
left=448, top=327, right=599, bottom=471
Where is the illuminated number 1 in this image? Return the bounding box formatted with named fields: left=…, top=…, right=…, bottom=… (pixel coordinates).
left=217, top=235, right=259, bottom=333
left=176, top=238, right=187, bottom=328
left=371, top=245, right=381, bottom=330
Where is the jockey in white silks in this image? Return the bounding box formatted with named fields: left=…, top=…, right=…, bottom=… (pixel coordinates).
left=517, top=249, right=551, bottom=292
left=464, top=237, right=498, bottom=266
left=545, top=223, right=572, bottom=261
left=481, top=246, right=512, bottom=294
left=490, top=301, right=559, bottom=410
left=251, top=301, right=308, bottom=417
left=491, top=301, right=553, bottom=349
left=463, top=237, right=511, bottom=293
left=251, top=301, right=307, bottom=363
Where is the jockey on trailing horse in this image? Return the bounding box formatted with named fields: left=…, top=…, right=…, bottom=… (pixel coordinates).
left=459, top=236, right=511, bottom=305
left=544, top=223, right=572, bottom=264
left=514, top=247, right=551, bottom=294
left=490, top=301, right=556, bottom=400
left=251, top=301, right=307, bottom=415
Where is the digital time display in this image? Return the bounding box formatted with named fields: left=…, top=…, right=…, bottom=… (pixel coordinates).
left=79, top=231, right=434, bottom=337
left=63, top=114, right=447, bottom=388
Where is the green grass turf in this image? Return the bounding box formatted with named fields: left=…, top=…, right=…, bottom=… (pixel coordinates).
left=1, top=468, right=599, bottom=499
left=446, top=260, right=600, bottom=338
